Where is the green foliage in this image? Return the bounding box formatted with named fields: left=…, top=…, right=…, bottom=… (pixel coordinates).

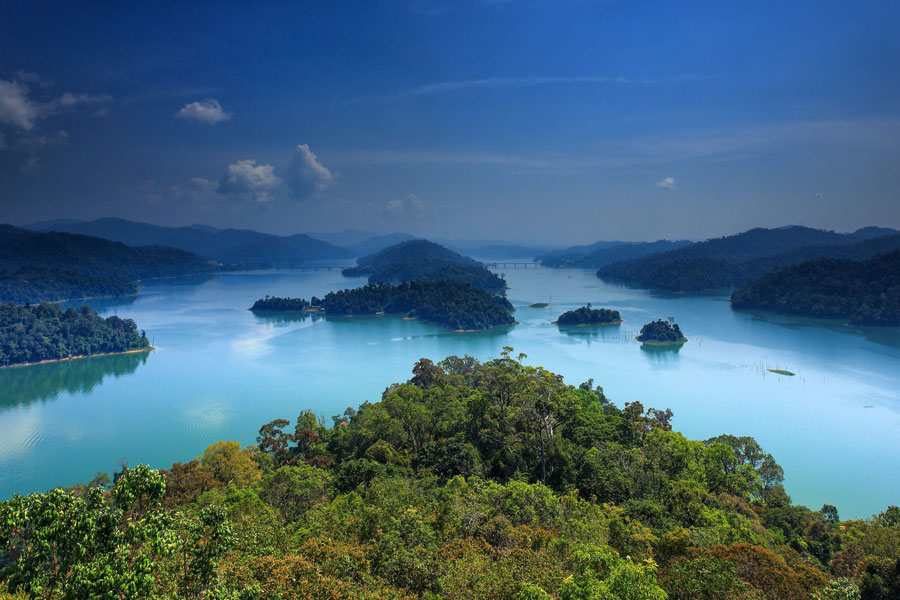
left=731, top=251, right=900, bottom=325
left=637, top=319, right=685, bottom=343
left=556, top=305, right=622, bottom=326
left=2, top=352, right=896, bottom=599
left=0, top=267, right=135, bottom=304
left=321, top=280, right=515, bottom=330
left=249, top=295, right=313, bottom=312
left=0, top=302, right=149, bottom=367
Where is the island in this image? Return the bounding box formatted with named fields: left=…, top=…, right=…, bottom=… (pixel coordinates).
left=342, top=239, right=506, bottom=292
left=636, top=318, right=687, bottom=344
left=553, top=304, right=622, bottom=326
left=731, top=250, right=900, bottom=326
left=0, top=301, right=151, bottom=368
left=249, top=295, right=321, bottom=312
left=254, top=280, right=515, bottom=330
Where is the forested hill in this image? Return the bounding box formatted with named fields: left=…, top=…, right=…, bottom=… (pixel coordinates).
left=731, top=250, right=900, bottom=325
left=596, top=226, right=900, bottom=292
left=3, top=351, right=898, bottom=599
left=31, top=217, right=353, bottom=264
left=0, top=301, right=150, bottom=367
left=540, top=239, right=691, bottom=268
left=322, top=280, right=515, bottom=330
left=0, top=225, right=220, bottom=303
left=343, top=239, right=506, bottom=292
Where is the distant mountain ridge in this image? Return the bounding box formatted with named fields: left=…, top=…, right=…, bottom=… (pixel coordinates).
left=595, top=226, right=900, bottom=292
left=539, top=239, right=692, bottom=268
left=31, top=218, right=353, bottom=265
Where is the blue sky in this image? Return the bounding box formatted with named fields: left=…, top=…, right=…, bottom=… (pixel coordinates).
left=1, top=0, right=898, bottom=243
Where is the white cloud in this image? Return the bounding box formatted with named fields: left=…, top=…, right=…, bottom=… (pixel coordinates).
left=219, top=159, right=280, bottom=204
left=0, top=79, right=41, bottom=130
left=384, top=193, right=426, bottom=218
left=656, top=176, right=675, bottom=190
left=287, top=144, right=333, bottom=199
left=175, top=98, right=232, bottom=124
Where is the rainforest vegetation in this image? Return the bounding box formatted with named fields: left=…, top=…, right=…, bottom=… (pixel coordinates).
left=730, top=251, right=900, bottom=326
left=0, top=225, right=220, bottom=303
left=637, top=320, right=687, bottom=344
left=250, top=296, right=317, bottom=312
left=0, top=302, right=150, bottom=367
left=555, top=305, right=622, bottom=326
left=342, top=240, right=506, bottom=292
left=320, top=280, right=514, bottom=330
left=1, top=350, right=897, bottom=599
left=0, top=267, right=137, bottom=304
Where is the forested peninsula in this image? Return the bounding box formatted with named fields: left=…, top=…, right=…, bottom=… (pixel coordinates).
left=0, top=225, right=220, bottom=304
left=554, top=305, right=622, bottom=326
left=0, top=302, right=151, bottom=367
left=2, top=351, right=897, bottom=599
left=255, top=280, right=515, bottom=330
left=342, top=239, right=506, bottom=292
left=731, top=251, right=900, bottom=325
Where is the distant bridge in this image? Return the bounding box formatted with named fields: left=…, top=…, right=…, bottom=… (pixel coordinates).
left=483, top=262, right=542, bottom=268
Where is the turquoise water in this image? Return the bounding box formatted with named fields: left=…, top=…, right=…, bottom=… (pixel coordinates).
left=1, top=266, right=899, bottom=519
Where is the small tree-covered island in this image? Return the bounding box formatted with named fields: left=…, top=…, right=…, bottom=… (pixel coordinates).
left=0, top=302, right=151, bottom=367
left=553, top=304, right=623, bottom=326
left=251, top=280, right=515, bottom=330
left=1, top=351, right=897, bottom=599
left=249, top=295, right=320, bottom=312
left=637, top=319, right=688, bottom=345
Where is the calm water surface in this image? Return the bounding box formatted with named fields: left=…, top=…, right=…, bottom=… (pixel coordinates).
left=1, top=266, right=898, bottom=518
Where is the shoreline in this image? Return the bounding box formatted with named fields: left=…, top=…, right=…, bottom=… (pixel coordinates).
left=552, top=319, right=623, bottom=326
left=635, top=336, right=688, bottom=346
left=0, top=346, right=156, bottom=370
left=324, top=311, right=514, bottom=333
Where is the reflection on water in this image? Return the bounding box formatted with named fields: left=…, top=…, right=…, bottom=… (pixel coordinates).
left=640, top=342, right=683, bottom=362
left=0, top=351, right=150, bottom=410
left=557, top=323, right=628, bottom=344
left=251, top=310, right=320, bottom=326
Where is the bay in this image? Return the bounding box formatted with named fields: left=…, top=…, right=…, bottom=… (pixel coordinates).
left=1, top=265, right=898, bottom=519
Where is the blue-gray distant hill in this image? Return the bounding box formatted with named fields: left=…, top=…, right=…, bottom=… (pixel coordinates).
left=30, top=217, right=353, bottom=265
left=342, top=239, right=506, bottom=292
left=595, top=226, right=900, bottom=292
left=538, top=239, right=692, bottom=268
left=0, top=225, right=219, bottom=303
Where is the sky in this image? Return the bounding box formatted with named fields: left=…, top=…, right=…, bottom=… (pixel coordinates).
left=1, top=0, right=899, bottom=244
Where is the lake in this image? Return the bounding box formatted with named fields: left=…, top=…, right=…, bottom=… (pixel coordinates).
left=1, top=265, right=898, bottom=519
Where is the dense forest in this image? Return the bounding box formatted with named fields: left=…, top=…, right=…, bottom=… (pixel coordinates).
left=0, top=267, right=136, bottom=304
left=343, top=240, right=506, bottom=292
left=637, top=319, right=687, bottom=343
left=555, top=305, right=622, bottom=326
left=320, top=280, right=515, bottom=330
left=595, top=227, right=900, bottom=292
left=250, top=296, right=316, bottom=312
left=2, top=351, right=897, bottom=599
left=731, top=251, right=900, bottom=325
left=0, top=225, right=221, bottom=303
left=0, top=302, right=150, bottom=367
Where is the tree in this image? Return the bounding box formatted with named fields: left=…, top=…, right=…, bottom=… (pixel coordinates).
left=200, top=441, right=263, bottom=487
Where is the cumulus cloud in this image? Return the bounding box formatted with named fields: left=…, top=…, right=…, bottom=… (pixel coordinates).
left=0, top=79, right=41, bottom=130
left=384, top=193, right=425, bottom=218
left=219, top=159, right=280, bottom=204
left=287, top=144, right=333, bottom=199
left=175, top=98, right=232, bottom=124
left=656, top=176, right=675, bottom=190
